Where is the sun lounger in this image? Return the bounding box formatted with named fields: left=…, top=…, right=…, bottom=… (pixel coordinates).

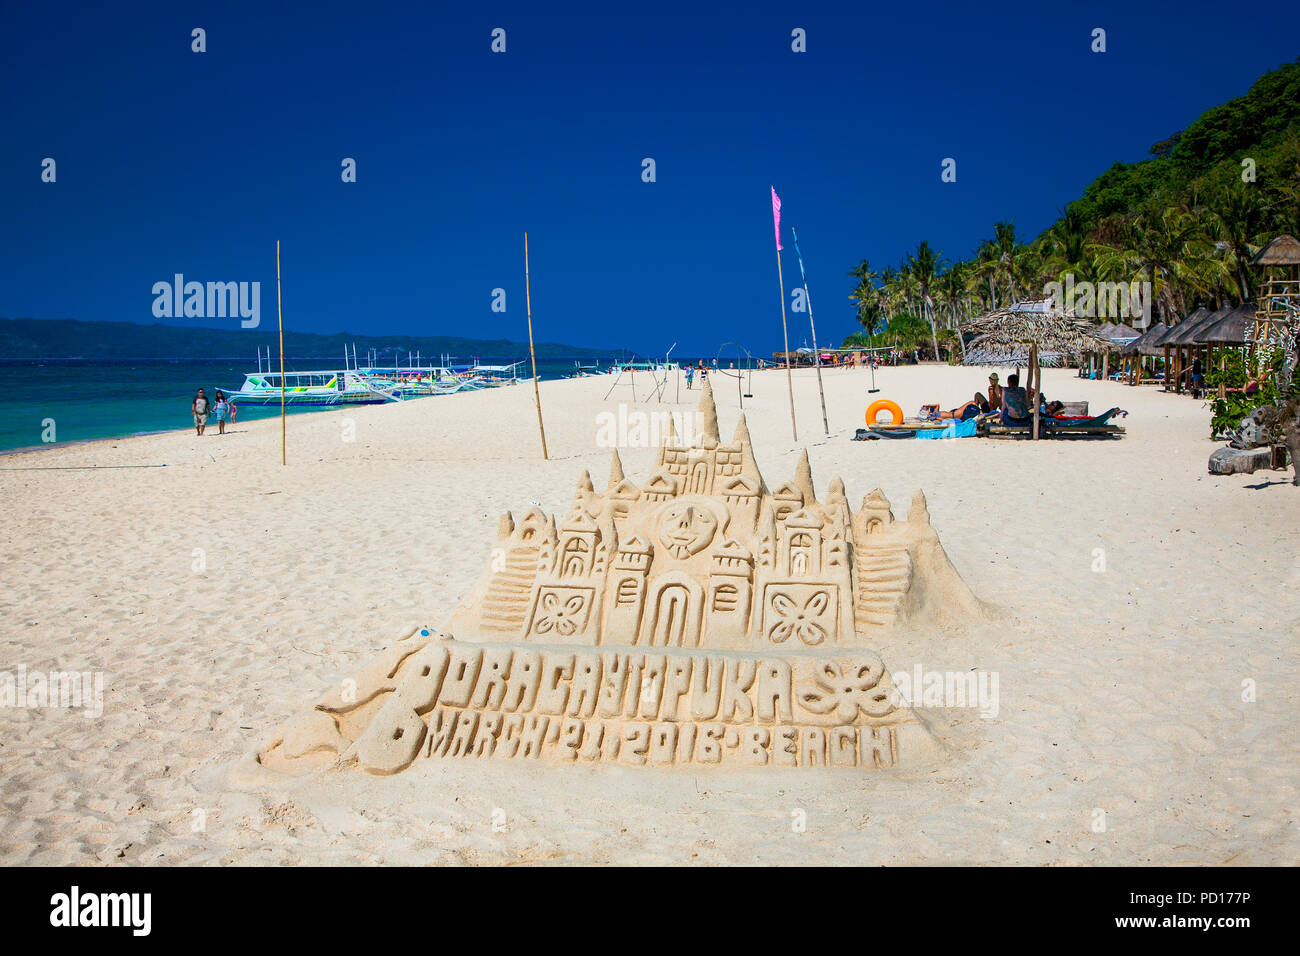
left=981, top=407, right=1127, bottom=439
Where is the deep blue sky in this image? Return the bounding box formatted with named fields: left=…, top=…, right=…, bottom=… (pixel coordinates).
left=2, top=1, right=1298, bottom=356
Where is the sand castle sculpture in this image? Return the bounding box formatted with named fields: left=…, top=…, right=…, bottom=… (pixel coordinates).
left=259, top=382, right=985, bottom=776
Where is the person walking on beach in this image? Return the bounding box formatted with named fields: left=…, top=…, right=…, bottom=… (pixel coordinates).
left=685, top=365, right=695, bottom=389
left=192, top=388, right=210, bottom=435
left=213, top=390, right=230, bottom=435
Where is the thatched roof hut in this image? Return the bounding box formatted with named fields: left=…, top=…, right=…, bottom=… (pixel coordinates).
left=962, top=301, right=1110, bottom=367
left=1250, top=234, right=1300, bottom=266
left=1163, top=307, right=1225, bottom=346
left=1196, top=302, right=1255, bottom=344
left=1146, top=322, right=1185, bottom=350
left=961, top=302, right=1110, bottom=438
left=1121, top=322, right=1167, bottom=356
left=1095, top=322, right=1141, bottom=346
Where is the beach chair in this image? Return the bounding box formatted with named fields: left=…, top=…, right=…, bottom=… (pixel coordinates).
left=981, top=407, right=1127, bottom=439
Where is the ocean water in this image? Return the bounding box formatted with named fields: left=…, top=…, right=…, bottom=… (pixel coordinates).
left=0, top=357, right=646, bottom=453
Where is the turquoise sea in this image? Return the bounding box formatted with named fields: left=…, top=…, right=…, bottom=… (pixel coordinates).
left=0, top=357, right=649, bottom=453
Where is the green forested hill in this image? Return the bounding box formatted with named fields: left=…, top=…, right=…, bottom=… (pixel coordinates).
left=845, top=58, right=1300, bottom=351
left=0, top=317, right=618, bottom=360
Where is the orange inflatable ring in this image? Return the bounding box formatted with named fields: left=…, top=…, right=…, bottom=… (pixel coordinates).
left=866, top=399, right=904, bottom=426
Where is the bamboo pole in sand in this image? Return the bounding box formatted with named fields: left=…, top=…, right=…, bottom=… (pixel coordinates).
left=791, top=227, right=829, bottom=435
left=276, top=240, right=285, bottom=466
left=524, top=232, right=548, bottom=460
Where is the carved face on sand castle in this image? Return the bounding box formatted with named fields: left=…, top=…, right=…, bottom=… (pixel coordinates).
left=258, top=380, right=984, bottom=777
left=656, top=499, right=721, bottom=559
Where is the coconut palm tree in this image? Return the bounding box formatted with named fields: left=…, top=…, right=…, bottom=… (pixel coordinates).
left=847, top=260, right=881, bottom=332
left=1092, top=206, right=1217, bottom=322
left=1206, top=182, right=1269, bottom=299
left=906, top=241, right=944, bottom=360
left=993, top=221, right=1020, bottom=302
left=937, top=260, right=971, bottom=359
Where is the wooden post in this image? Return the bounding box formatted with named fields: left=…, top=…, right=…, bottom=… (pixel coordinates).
left=1030, top=343, right=1040, bottom=441
left=276, top=239, right=285, bottom=466
left=524, top=232, right=548, bottom=460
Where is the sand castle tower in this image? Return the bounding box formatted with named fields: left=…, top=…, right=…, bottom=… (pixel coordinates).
left=259, top=381, right=985, bottom=776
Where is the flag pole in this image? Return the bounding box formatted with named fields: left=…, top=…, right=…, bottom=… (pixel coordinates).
left=276, top=239, right=285, bottom=466
left=524, top=232, right=548, bottom=460
left=792, top=227, right=829, bottom=435
left=772, top=187, right=797, bottom=442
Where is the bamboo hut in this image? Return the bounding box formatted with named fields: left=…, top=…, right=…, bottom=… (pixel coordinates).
left=1120, top=321, right=1168, bottom=384
left=1197, top=302, right=1253, bottom=345
left=1195, top=302, right=1255, bottom=399
left=962, top=301, right=1110, bottom=439
left=1249, top=235, right=1300, bottom=356
left=1161, top=306, right=1226, bottom=394
left=1086, top=322, right=1141, bottom=380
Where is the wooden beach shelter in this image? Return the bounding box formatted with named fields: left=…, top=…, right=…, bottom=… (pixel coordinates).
left=1247, top=235, right=1300, bottom=366
left=962, top=300, right=1110, bottom=439
left=1089, top=322, right=1140, bottom=380
left=1121, top=321, right=1168, bottom=384
left=1161, top=306, right=1225, bottom=394
left=1196, top=302, right=1255, bottom=399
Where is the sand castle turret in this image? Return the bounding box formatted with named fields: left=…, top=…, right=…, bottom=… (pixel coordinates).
left=259, top=382, right=984, bottom=777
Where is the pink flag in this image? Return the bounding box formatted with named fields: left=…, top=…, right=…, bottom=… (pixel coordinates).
left=771, top=187, right=783, bottom=251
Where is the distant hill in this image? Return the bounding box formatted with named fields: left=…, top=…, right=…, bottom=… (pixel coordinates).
left=0, top=318, right=620, bottom=361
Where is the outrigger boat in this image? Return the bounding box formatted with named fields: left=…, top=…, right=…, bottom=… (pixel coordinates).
left=226, top=369, right=402, bottom=406
left=357, top=365, right=467, bottom=398
left=563, top=361, right=604, bottom=378
left=462, top=361, right=524, bottom=388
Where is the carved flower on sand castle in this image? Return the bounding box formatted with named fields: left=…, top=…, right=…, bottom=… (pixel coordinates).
left=798, top=658, right=895, bottom=722
left=534, top=592, right=586, bottom=636
left=769, top=591, right=829, bottom=646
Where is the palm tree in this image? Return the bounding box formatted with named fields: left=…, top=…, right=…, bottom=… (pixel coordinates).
left=1092, top=206, right=1215, bottom=323
left=906, top=241, right=944, bottom=360
left=992, top=222, right=1020, bottom=302
left=1206, top=182, right=1269, bottom=299
left=937, top=260, right=970, bottom=359
left=847, top=260, right=881, bottom=332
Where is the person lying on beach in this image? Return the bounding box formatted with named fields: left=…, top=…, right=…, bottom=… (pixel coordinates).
left=919, top=393, right=992, bottom=421
left=192, top=388, right=210, bottom=435
left=1000, top=374, right=1032, bottom=425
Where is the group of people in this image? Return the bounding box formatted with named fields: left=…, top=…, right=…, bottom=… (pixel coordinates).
left=924, top=372, right=1064, bottom=425
left=684, top=361, right=713, bottom=389
left=191, top=388, right=233, bottom=436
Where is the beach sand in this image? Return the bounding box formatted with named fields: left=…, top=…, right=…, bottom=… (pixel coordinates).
left=1, top=364, right=1296, bottom=865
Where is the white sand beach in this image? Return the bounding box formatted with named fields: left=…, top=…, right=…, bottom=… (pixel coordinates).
left=1, top=364, right=1296, bottom=865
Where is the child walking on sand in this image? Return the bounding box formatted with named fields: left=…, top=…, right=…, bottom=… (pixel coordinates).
left=213, top=390, right=230, bottom=435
